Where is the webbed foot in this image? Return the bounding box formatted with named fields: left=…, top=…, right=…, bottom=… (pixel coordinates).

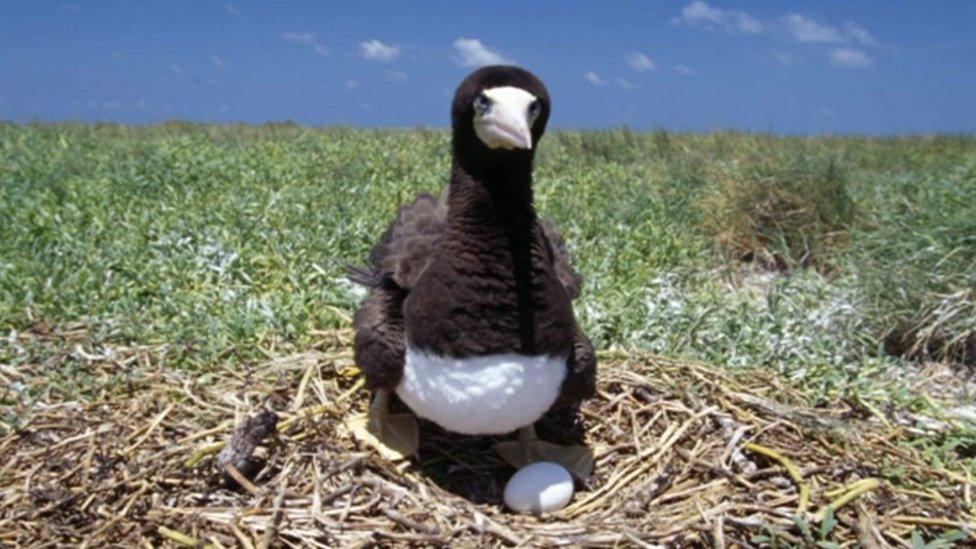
left=493, top=425, right=594, bottom=480
left=347, top=390, right=419, bottom=460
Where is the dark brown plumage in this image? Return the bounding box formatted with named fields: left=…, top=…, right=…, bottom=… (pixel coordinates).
left=350, top=66, right=596, bottom=413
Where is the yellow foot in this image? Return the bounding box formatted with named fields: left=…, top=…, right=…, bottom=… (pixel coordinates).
left=346, top=390, right=419, bottom=461
left=493, top=426, right=594, bottom=480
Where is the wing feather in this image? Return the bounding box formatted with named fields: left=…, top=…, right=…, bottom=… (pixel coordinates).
left=540, top=218, right=583, bottom=300
left=350, top=194, right=582, bottom=302
left=348, top=190, right=448, bottom=290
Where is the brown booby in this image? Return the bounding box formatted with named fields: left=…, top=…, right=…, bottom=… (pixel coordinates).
left=350, top=65, right=596, bottom=475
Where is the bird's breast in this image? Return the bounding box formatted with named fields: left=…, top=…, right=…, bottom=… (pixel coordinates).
left=395, top=346, right=567, bottom=435
left=402, top=255, right=576, bottom=357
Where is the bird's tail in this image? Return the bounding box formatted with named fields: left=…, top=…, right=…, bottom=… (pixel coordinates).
left=345, top=264, right=381, bottom=287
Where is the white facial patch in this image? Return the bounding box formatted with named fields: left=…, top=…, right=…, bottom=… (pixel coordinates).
left=473, top=86, right=538, bottom=150
left=396, top=346, right=567, bottom=435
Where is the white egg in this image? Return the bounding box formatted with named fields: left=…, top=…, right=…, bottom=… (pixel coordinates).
left=503, top=461, right=575, bottom=514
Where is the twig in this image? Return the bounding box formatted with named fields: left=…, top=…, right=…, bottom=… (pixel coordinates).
left=817, top=478, right=880, bottom=521
left=124, top=404, right=173, bottom=455
left=713, top=516, right=726, bottom=549
left=258, top=485, right=287, bottom=549
left=336, top=377, right=365, bottom=403
left=381, top=506, right=441, bottom=536
left=890, top=515, right=976, bottom=531
left=185, top=441, right=226, bottom=468
left=224, top=463, right=262, bottom=496
left=291, top=359, right=318, bottom=411
left=742, top=442, right=810, bottom=515
left=158, top=526, right=214, bottom=548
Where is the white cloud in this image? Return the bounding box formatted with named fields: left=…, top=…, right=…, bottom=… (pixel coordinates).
left=283, top=31, right=314, bottom=42
left=677, top=3, right=882, bottom=58
left=224, top=3, right=242, bottom=17
left=627, top=52, right=657, bottom=72
left=829, top=48, right=874, bottom=68
left=386, top=70, right=408, bottom=82
left=345, top=79, right=359, bottom=90
left=584, top=71, right=605, bottom=86
left=283, top=31, right=329, bottom=57
left=211, top=55, right=225, bottom=67
left=772, top=49, right=800, bottom=66
left=170, top=64, right=184, bottom=75
left=615, top=77, right=634, bottom=90
left=360, top=39, right=399, bottom=61
left=675, top=64, right=694, bottom=75
left=844, top=22, right=879, bottom=47
left=783, top=14, right=842, bottom=44
left=453, top=38, right=512, bottom=67
left=675, top=1, right=763, bottom=34
left=82, top=98, right=148, bottom=112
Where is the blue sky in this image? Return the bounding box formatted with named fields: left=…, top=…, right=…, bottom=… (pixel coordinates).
left=2, top=1, right=975, bottom=134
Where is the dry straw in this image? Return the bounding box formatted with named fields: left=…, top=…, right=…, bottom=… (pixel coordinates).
left=1, top=327, right=972, bottom=546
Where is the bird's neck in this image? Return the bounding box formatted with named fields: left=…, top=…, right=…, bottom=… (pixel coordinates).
left=446, top=158, right=540, bottom=354
left=447, top=158, right=536, bottom=237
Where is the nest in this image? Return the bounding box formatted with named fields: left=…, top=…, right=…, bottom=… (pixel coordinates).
left=1, top=327, right=973, bottom=547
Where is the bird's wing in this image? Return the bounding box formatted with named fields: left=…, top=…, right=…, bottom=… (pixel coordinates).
left=348, top=190, right=448, bottom=290
left=539, top=218, right=583, bottom=300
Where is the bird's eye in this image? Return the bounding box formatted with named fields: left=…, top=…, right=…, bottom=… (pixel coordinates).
left=528, top=100, right=541, bottom=122
left=474, top=94, right=490, bottom=113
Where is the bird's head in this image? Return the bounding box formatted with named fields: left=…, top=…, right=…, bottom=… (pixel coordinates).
left=452, top=65, right=550, bottom=159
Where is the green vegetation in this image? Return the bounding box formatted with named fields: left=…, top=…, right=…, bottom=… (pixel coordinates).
left=2, top=123, right=975, bottom=392
left=698, top=151, right=854, bottom=272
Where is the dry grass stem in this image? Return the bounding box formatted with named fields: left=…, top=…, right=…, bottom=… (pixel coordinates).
left=1, top=327, right=972, bottom=546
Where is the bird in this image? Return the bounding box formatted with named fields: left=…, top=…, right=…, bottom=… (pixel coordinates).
left=348, top=65, right=596, bottom=477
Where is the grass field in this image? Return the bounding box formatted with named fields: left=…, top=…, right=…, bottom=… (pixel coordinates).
left=2, top=123, right=975, bottom=545
left=3, top=124, right=975, bottom=384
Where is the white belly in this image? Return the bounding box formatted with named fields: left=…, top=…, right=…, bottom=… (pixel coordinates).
left=396, top=346, right=567, bottom=435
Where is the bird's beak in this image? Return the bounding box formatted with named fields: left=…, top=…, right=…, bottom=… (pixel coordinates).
left=483, top=106, right=533, bottom=150
left=474, top=89, right=536, bottom=150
